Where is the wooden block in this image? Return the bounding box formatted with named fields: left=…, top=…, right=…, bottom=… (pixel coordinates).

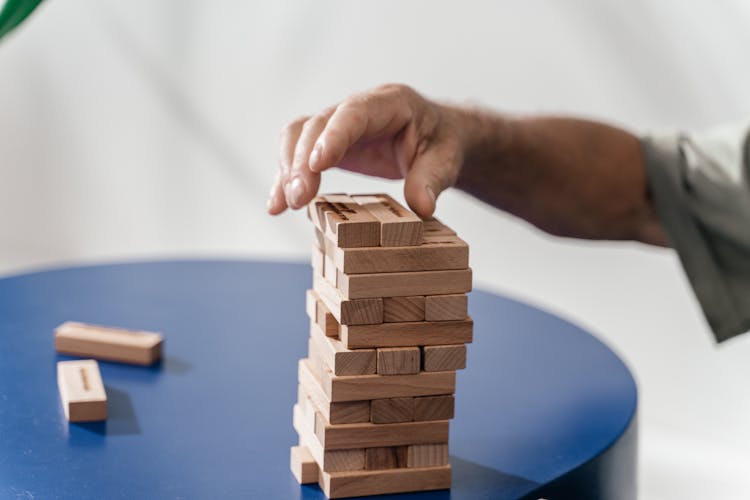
left=422, top=217, right=456, bottom=236
left=319, top=465, right=451, bottom=498
left=341, top=318, right=473, bottom=349
left=329, top=233, right=469, bottom=274
left=323, top=449, right=365, bottom=473
left=322, top=368, right=455, bottom=403
left=352, top=194, right=423, bottom=246
left=307, top=194, right=381, bottom=248
left=377, top=347, right=420, bottom=375
left=383, top=296, right=425, bottom=322
left=54, top=321, right=163, bottom=366
left=338, top=268, right=472, bottom=299
left=364, top=446, right=408, bottom=470
left=425, top=293, right=468, bottom=321
left=290, top=445, right=319, bottom=484
left=311, top=244, right=324, bottom=275
left=310, top=322, right=376, bottom=376
left=414, top=395, right=455, bottom=421
left=294, top=403, right=366, bottom=473
left=313, top=273, right=383, bottom=325
left=57, top=359, right=107, bottom=422
left=323, top=254, right=338, bottom=286
left=298, top=359, right=370, bottom=424
left=370, top=397, right=415, bottom=424
left=422, top=344, right=467, bottom=372
left=306, top=289, right=340, bottom=337
left=315, top=414, right=449, bottom=450
left=407, top=444, right=449, bottom=468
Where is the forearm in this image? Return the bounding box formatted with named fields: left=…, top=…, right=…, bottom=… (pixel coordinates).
left=452, top=108, right=668, bottom=245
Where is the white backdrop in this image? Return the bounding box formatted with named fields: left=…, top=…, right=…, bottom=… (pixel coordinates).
left=1, top=1, right=749, bottom=498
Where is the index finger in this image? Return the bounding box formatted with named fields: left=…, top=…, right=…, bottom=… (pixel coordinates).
left=308, top=84, right=417, bottom=174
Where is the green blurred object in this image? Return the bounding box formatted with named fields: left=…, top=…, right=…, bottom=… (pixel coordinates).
left=0, top=0, right=43, bottom=40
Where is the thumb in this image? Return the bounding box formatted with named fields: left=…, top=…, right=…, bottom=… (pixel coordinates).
left=403, top=143, right=460, bottom=218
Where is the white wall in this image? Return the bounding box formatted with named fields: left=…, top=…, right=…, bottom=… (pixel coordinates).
left=1, top=1, right=749, bottom=498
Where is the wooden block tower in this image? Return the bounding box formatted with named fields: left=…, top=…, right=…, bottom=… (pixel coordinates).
left=290, top=193, right=472, bottom=498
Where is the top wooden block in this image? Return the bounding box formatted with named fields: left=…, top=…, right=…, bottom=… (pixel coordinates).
left=351, top=194, right=423, bottom=247
left=308, top=194, right=381, bottom=248
left=308, top=194, right=423, bottom=248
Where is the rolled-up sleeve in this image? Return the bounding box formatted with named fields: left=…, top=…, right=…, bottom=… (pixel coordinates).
left=643, top=121, right=750, bottom=342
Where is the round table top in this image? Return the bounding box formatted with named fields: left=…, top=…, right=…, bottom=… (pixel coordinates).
left=0, top=260, right=637, bottom=499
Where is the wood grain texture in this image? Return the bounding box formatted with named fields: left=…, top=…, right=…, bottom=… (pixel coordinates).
left=310, top=322, right=376, bottom=376
left=341, top=318, right=473, bottom=349
left=376, top=347, right=420, bottom=375
left=322, top=368, right=455, bottom=403
left=364, top=446, right=408, bottom=470
left=422, top=344, right=467, bottom=372
left=370, top=397, right=415, bottom=424
left=319, top=464, right=451, bottom=498
left=298, top=359, right=370, bottom=424
left=424, top=293, right=468, bottom=321
left=338, top=268, right=472, bottom=299
left=407, top=444, right=449, bottom=468
left=322, top=448, right=366, bottom=473
left=315, top=416, right=450, bottom=450
left=54, top=321, right=163, bottom=366
left=324, top=254, right=338, bottom=286
left=383, top=296, right=425, bottom=322
left=413, top=395, right=455, bottom=421
left=313, top=273, right=383, bottom=325
left=307, top=194, right=381, bottom=248
left=352, top=194, right=423, bottom=247
left=422, top=217, right=456, bottom=237
left=290, top=445, right=319, bottom=483
left=305, top=290, right=340, bottom=337
left=329, top=234, right=469, bottom=274
left=57, top=359, right=107, bottom=422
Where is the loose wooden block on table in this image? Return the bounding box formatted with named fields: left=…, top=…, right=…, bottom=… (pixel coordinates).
left=425, top=293, right=468, bottom=321
left=328, top=234, right=470, bottom=274
left=319, top=465, right=451, bottom=498
left=298, top=359, right=370, bottom=424
left=321, top=366, right=455, bottom=402
left=337, top=268, right=472, bottom=299
left=57, top=359, right=107, bottom=422
left=307, top=194, right=380, bottom=248
left=290, top=445, right=319, bottom=484
left=383, top=296, right=425, bottom=322
left=364, top=446, right=408, bottom=470
left=407, top=443, right=449, bottom=468
left=423, top=344, right=467, bottom=372
left=376, top=347, right=420, bottom=375
left=309, top=322, right=376, bottom=376
left=54, top=321, right=163, bottom=366
left=370, top=397, right=415, bottom=424
left=414, top=395, right=455, bottom=421
left=306, top=290, right=339, bottom=337
left=313, top=274, right=383, bottom=325
left=341, top=318, right=473, bottom=349
left=351, top=194, right=423, bottom=247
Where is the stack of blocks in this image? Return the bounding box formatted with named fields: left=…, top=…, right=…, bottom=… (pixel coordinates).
left=290, top=193, right=473, bottom=498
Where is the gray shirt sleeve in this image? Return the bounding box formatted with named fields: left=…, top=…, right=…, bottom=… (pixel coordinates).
left=642, top=121, right=750, bottom=343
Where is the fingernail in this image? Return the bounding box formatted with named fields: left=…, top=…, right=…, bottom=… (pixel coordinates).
left=309, top=142, right=323, bottom=171
left=289, top=177, right=306, bottom=208
left=266, top=197, right=274, bottom=211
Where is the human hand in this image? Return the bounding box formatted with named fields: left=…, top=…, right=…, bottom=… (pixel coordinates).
left=267, top=84, right=467, bottom=218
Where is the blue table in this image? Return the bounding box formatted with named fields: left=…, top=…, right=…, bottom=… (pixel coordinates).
left=0, top=260, right=637, bottom=499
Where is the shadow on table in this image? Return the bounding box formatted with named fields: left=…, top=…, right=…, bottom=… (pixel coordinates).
left=150, top=355, right=193, bottom=375
left=73, top=386, right=141, bottom=437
